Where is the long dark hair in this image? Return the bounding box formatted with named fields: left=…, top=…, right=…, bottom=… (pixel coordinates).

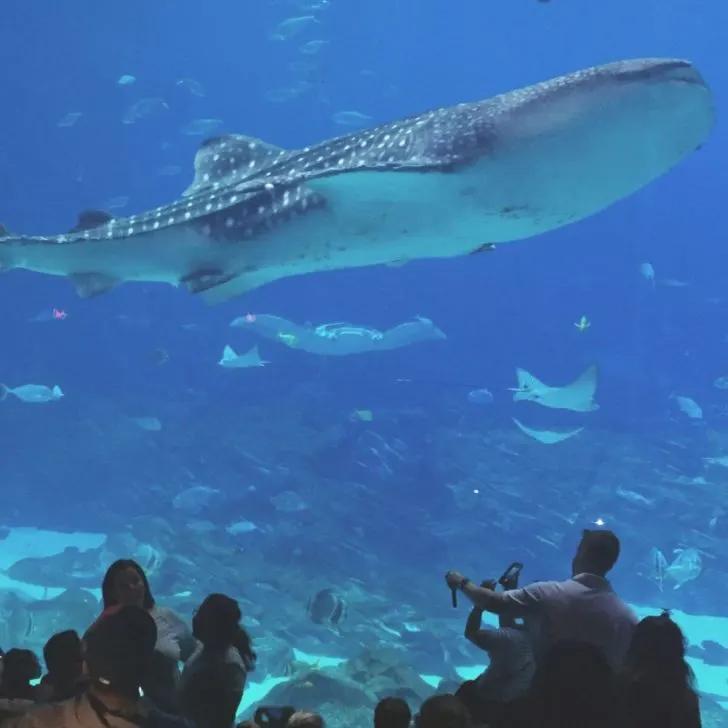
left=626, top=612, right=695, bottom=689
left=193, top=594, right=256, bottom=672
left=233, top=627, right=257, bottom=673
left=101, top=559, right=155, bottom=610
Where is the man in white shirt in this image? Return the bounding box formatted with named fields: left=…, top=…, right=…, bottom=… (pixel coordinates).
left=446, top=529, right=638, bottom=668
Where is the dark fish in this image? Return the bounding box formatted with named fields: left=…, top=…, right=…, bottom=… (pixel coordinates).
left=307, top=588, right=347, bottom=625
left=152, top=347, right=169, bottom=365
left=7, top=547, right=103, bottom=588
left=0, top=60, right=714, bottom=305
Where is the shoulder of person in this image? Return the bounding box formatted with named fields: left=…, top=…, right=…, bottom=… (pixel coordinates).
left=33, top=682, right=54, bottom=703
left=207, top=653, right=245, bottom=678
left=152, top=605, right=182, bottom=622
left=145, top=708, right=196, bottom=728
left=227, top=646, right=247, bottom=667
left=0, top=699, right=65, bottom=728
left=183, top=657, right=245, bottom=693
left=500, top=580, right=563, bottom=611
left=530, top=579, right=563, bottom=589
left=519, top=579, right=564, bottom=596
left=153, top=607, right=193, bottom=635
left=499, top=626, right=531, bottom=641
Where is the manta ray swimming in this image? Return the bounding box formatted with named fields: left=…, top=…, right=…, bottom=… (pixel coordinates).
left=0, top=58, right=715, bottom=304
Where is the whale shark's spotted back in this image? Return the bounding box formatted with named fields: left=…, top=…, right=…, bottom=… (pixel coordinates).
left=1, top=103, right=492, bottom=249
left=6, top=135, right=319, bottom=247
left=1, top=58, right=711, bottom=249
left=192, top=58, right=707, bottom=193
left=33, top=101, right=500, bottom=247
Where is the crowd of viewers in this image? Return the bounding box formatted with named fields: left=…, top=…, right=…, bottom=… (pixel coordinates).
left=0, top=531, right=704, bottom=728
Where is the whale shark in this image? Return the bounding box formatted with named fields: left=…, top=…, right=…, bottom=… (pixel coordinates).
left=0, top=58, right=714, bottom=304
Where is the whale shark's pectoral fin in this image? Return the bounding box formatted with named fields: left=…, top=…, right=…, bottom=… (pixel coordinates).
left=198, top=269, right=286, bottom=305
left=181, top=268, right=238, bottom=294
left=470, top=243, right=496, bottom=254
left=69, top=272, right=119, bottom=298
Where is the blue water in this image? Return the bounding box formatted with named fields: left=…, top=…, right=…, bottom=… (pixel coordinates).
left=1, top=0, right=727, bottom=712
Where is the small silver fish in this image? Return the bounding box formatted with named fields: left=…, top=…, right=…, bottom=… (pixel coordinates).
left=467, top=387, right=494, bottom=405
left=57, top=111, right=83, bottom=129
left=180, top=118, right=223, bottom=136
left=226, top=520, right=258, bottom=535
left=672, top=394, right=703, bottom=419
left=1, top=384, right=64, bottom=403
left=172, top=485, right=222, bottom=513
left=332, top=110, right=372, bottom=127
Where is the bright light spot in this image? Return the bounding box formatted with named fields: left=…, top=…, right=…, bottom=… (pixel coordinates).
left=593, top=518, right=606, bottom=527
left=472, top=489, right=480, bottom=495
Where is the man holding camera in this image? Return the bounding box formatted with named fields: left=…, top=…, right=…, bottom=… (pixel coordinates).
left=446, top=528, right=638, bottom=669
left=456, top=565, right=535, bottom=724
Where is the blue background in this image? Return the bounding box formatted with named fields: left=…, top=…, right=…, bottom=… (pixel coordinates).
left=0, top=0, right=725, bottom=617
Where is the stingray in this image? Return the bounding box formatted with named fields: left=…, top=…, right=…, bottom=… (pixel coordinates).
left=6, top=547, right=104, bottom=588
left=218, top=344, right=268, bottom=368
left=510, top=364, right=599, bottom=412
left=231, top=313, right=446, bottom=355
left=512, top=418, right=584, bottom=444
left=0, top=58, right=715, bottom=304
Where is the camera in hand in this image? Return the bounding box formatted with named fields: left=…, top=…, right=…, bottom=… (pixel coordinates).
left=254, top=706, right=296, bottom=728
left=449, top=562, right=523, bottom=607
left=497, top=562, right=523, bottom=590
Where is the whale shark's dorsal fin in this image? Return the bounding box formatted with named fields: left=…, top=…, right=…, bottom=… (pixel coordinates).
left=69, top=209, right=115, bottom=233
left=183, top=134, right=289, bottom=197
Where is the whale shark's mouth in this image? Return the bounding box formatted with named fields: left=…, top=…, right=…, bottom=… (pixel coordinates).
left=623, top=59, right=706, bottom=85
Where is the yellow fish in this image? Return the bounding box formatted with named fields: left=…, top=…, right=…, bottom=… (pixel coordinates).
left=574, top=315, right=591, bottom=333
left=277, top=332, right=299, bottom=348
